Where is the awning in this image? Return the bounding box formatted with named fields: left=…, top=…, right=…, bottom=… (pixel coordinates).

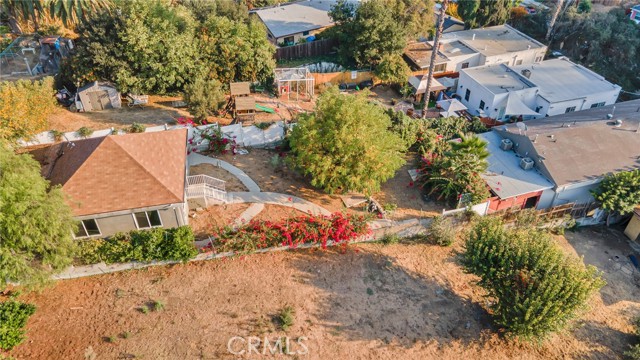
left=501, top=93, right=540, bottom=116
left=438, top=77, right=456, bottom=89
left=437, top=98, right=467, bottom=112
left=409, top=76, right=446, bottom=94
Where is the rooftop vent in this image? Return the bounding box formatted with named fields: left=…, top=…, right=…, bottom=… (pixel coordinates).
left=500, top=138, right=513, bottom=151
left=520, top=157, right=535, bottom=170
left=615, top=119, right=623, bottom=127
left=521, top=69, right=531, bottom=79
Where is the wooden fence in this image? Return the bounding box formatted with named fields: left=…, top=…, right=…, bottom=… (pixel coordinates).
left=490, top=201, right=599, bottom=222
left=275, top=39, right=337, bottom=60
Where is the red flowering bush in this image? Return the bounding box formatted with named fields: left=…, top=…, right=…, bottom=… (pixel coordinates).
left=200, top=126, right=236, bottom=155
left=209, top=212, right=370, bottom=253
left=177, top=117, right=196, bottom=126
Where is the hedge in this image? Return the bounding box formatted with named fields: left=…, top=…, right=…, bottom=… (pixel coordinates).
left=0, top=300, right=36, bottom=351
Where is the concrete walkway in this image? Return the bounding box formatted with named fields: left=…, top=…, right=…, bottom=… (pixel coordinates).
left=233, top=203, right=265, bottom=226
left=229, top=192, right=331, bottom=216
left=188, top=153, right=261, bottom=192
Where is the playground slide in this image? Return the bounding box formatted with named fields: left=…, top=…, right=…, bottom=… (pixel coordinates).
left=255, top=104, right=276, bottom=114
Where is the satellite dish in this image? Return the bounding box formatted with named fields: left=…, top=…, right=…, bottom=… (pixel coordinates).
left=516, top=122, right=528, bottom=131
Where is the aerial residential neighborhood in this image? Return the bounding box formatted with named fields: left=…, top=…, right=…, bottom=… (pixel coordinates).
left=1, top=0, right=640, bottom=359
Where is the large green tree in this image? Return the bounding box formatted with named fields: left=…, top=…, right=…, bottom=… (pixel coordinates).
left=199, top=15, right=275, bottom=85
left=0, top=143, right=77, bottom=289
left=0, top=77, right=57, bottom=141
left=463, top=217, right=604, bottom=341
left=183, top=76, right=226, bottom=121
left=0, top=0, right=111, bottom=33
left=61, top=0, right=200, bottom=94
left=592, top=169, right=640, bottom=224
left=457, top=0, right=515, bottom=29
left=288, top=86, right=406, bottom=194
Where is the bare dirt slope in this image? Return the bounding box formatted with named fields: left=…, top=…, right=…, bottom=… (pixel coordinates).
left=8, top=227, right=640, bottom=360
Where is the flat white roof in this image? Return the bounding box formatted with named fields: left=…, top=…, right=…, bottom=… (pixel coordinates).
left=441, top=24, right=546, bottom=58
left=255, top=1, right=347, bottom=38
left=479, top=131, right=554, bottom=199
left=462, top=64, right=536, bottom=94
left=511, top=58, right=621, bottom=103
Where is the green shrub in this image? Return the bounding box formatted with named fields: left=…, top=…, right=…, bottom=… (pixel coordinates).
left=50, top=129, right=64, bottom=142
left=380, top=233, right=400, bottom=245
left=0, top=301, right=36, bottom=351
left=429, top=216, right=456, bottom=246
left=462, top=217, right=605, bottom=341
left=76, top=127, right=94, bottom=138
left=152, top=300, right=165, bottom=312
left=76, top=226, right=197, bottom=264
left=278, top=306, right=295, bottom=331
left=254, top=122, right=272, bottom=130
left=128, top=123, right=146, bottom=133
left=625, top=317, right=640, bottom=359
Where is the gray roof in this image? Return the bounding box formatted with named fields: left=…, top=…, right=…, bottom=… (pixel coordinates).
left=479, top=131, right=554, bottom=199
left=255, top=1, right=344, bottom=38
left=441, top=24, right=546, bottom=58
left=462, top=63, right=536, bottom=94
left=404, top=40, right=475, bottom=69
left=496, top=99, right=640, bottom=187
left=443, top=15, right=464, bottom=31
left=511, top=58, right=621, bottom=103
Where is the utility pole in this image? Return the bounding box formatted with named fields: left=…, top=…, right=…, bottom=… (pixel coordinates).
left=422, top=0, right=449, bottom=118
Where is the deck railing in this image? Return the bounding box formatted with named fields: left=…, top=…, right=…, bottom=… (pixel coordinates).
left=186, top=175, right=227, bottom=202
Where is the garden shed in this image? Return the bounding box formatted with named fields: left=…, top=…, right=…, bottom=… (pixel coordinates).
left=76, top=81, right=122, bottom=112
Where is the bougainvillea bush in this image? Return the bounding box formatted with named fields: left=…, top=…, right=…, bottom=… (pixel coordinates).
left=199, top=126, right=236, bottom=155
left=209, top=212, right=370, bottom=253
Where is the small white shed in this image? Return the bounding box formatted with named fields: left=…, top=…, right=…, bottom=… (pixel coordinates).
left=76, top=81, right=121, bottom=112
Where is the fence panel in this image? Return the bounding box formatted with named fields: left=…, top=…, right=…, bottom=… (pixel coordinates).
left=275, top=39, right=337, bottom=60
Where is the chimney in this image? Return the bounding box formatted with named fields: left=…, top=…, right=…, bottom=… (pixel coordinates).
left=521, top=69, right=531, bottom=79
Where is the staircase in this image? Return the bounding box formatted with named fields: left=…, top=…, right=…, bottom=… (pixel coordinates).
left=186, top=175, right=227, bottom=204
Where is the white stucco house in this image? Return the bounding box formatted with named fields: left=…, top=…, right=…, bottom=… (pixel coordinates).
left=456, top=57, right=621, bottom=120
left=404, top=24, right=547, bottom=74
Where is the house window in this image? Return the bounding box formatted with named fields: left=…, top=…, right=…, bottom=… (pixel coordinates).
left=565, top=106, right=576, bottom=113
left=302, top=31, right=310, bottom=36
left=434, top=63, right=447, bottom=73
left=461, top=62, right=470, bottom=69
left=535, top=56, right=543, bottom=62
left=590, top=102, right=606, bottom=108
left=479, top=100, right=485, bottom=110
left=134, top=210, right=163, bottom=229
left=75, top=219, right=101, bottom=238
left=283, top=36, right=294, bottom=45
left=464, top=89, right=471, bottom=101
left=515, top=59, right=523, bottom=65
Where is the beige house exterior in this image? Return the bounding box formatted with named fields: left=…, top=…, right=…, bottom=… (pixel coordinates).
left=29, top=129, right=189, bottom=239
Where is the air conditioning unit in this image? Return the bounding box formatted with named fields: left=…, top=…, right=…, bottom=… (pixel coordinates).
left=500, top=138, right=513, bottom=151
left=520, top=157, right=535, bottom=170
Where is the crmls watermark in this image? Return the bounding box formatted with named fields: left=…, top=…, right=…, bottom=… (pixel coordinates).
left=227, top=336, right=309, bottom=356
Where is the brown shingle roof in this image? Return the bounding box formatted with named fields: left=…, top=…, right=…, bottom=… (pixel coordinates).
left=29, top=130, right=187, bottom=217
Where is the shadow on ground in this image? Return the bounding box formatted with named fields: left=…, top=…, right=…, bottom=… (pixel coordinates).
left=290, top=249, right=492, bottom=348
left=573, top=320, right=637, bottom=359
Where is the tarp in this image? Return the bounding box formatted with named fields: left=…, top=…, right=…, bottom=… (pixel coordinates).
left=502, top=93, right=540, bottom=116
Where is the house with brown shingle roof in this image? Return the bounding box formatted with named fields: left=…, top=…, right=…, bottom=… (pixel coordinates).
left=29, top=129, right=189, bottom=239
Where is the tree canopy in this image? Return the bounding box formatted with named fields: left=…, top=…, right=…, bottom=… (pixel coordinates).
left=457, top=0, right=515, bottom=29
left=591, top=170, right=640, bottom=216
left=288, top=86, right=406, bottom=194
left=0, top=142, right=77, bottom=289
left=0, top=77, right=57, bottom=141
left=463, top=217, right=605, bottom=341
left=0, top=0, right=111, bottom=33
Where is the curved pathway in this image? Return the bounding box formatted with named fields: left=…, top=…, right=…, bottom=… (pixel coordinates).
left=187, top=153, right=330, bottom=223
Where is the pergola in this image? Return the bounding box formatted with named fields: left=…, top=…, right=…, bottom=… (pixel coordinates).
left=274, top=68, right=315, bottom=101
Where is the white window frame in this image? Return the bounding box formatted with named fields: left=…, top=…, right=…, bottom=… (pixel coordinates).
left=590, top=102, right=605, bottom=108
left=434, top=63, right=447, bottom=73
left=74, top=219, right=102, bottom=239
left=132, top=210, right=163, bottom=230
left=565, top=106, right=576, bottom=113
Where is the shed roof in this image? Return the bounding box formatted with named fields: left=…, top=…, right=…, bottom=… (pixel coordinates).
left=230, top=82, right=251, bottom=96
left=496, top=99, right=640, bottom=187
left=29, top=130, right=187, bottom=217
left=441, top=24, right=546, bottom=58
left=510, top=58, right=621, bottom=103
left=77, top=81, right=118, bottom=93
left=409, top=75, right=446, bottom=94
left=479, top=131, right=554, bottom=199
left=235, top=97, right=256, bottom=111
left=255, top=1, right=343, bottom=38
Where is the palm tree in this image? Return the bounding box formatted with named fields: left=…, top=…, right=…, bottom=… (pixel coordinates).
left=0, top=0, right=110, bottom=33
left=421, top=0, right=449, bottom=118
left=546, top=0, right=564, bottom=41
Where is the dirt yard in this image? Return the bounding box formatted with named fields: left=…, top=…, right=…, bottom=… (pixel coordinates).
left=6, top=226, right=640, bottom=360
left=189, top=164, right=248, bottom=192
left=189, top=203, right=251, bottom=238
left=216, top=149, right=441, bottom=220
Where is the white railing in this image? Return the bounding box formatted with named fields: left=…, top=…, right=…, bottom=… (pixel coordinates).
left=186, top=175, right=227, bottom=202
